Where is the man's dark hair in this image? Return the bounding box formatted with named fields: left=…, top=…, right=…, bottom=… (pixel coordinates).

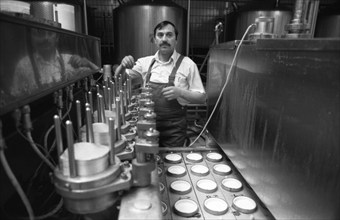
left=153, top=20, right=178, bottom=40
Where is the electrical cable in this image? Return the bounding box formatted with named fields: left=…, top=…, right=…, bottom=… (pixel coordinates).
left=95, top=72, right=103, bottom=83
left=44, top=102, right=73, bottom=152
left=26, top=101, right=73, bottom=194
left=0, top=151, right=35, bottom=220
left=17, top=128, right=51, bottom=161
left=0, top=120, right=35, bottom=220
left=34, top=198, right=63, bottom=220
left=16, top=100, right=72, bottom=219
left=26, top=101, right=73, bottom=195
left=8, top=197, right=64, bottom=220
left=15, top=105, right=55, bottom=170
left=188, top=23, right=256, bottom=148
left=25, top=131, right=55, bottom=170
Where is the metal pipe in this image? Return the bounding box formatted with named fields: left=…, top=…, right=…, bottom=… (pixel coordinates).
left=159, top=147, right=219, bottom=152
left=127, top=76, right=131, bottom=102
left=85, top=103, right=90, bottom=142
left=124, top=82, right=130, bottom=113
left=53, top=115, right=63, bottom=165
left=186, top=0, right=191, bottom=56
left=119, top=91, right=126, bottom=125
left=97, top=93, right=102, bottom=122
left=88, top=91, right=93, bottom=114
left=99, top=95, right=106, bottom=123
left=292, top=0, right=306, bottom=24
left=108, top=117, right=116, bottom=165
left=103, top=85, right=108, bottom=109
left=96, top=84, right=100, bottom=95
left=111, top=81, right=116, bottom=107
left=124, top=83, right=129, bottom=110
left=108, top=87, right=112, bottom=111
left=114, top=75, right=118, bottom=97
left=66, top=121, right=77, bottom=177
left=136, top=152, right=146, bottom=163
left=118, top=76, right=123, bottom=93
left=308, top=0, right=319, bottom=37
left=113, top=82, right=116, bottom=108
left=83, top=0, right=88, bottom=34
left=76, top=100, right=82, bottom=141
left=116, top=98, right=121, bottom=140
left=214, top=22, right=223, bottom=45
left=86, top=107, right=94, bottom=143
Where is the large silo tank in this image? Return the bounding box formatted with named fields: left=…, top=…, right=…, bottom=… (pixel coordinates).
left=315, top=3, right=340, bottom=38
left=226, top=5, right=292, bottom=40
left=113, top=0, right=187, bottom=64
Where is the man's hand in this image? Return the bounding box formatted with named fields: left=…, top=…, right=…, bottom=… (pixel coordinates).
left=114, top=55, right=135, bottom=78
left=121, top=55, right=135, bottom=69
left=161, top=86, right=182, bottom=100
left=69, top=55, right=98, bottom=70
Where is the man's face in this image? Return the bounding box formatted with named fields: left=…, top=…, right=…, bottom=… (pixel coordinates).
left=154, top=24, right=177, bottom=55
left=31, top=29, right=58, bottom=55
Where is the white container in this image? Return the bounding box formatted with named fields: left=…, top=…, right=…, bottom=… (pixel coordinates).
left=54, top=4, right=75, bottom=32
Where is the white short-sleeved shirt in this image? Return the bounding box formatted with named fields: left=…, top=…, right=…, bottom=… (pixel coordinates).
left=128, top=50, right=205, bottom=105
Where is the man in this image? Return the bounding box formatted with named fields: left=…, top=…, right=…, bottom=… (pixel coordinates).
left=115, top=20, right=206, bottom=147
left=11, top=28, right=98, bottom=97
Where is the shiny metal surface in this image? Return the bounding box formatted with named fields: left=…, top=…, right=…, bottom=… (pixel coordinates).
left=249, top=16, right=275, bottom=40
left=206, top=39, right=340, bottom=219
left=54, top=156, right=132, bottom=214
left=113, top=0, right=187, bottom=63
left=228, top=9, right=292, bottom=40
left=0, top=13, right=101, bottom=115
left=158, top=151, right=273, bottom=220
left=30, top=1, right=54, bottom=21
left=284, top=0, right=319, bottom=38
left=119, top=169, right=162, bottom=220
left=315, top=14, right=340, bottom=37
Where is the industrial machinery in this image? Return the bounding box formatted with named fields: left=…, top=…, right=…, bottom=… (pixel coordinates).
left=1, top=0, right=339, bottom=220
left=113, top=0, right=187, bottom=64
left=206, top=0, right=340, bottom=219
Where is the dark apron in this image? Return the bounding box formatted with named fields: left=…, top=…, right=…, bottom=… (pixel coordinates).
left=145, top=55, right=187, bottom=148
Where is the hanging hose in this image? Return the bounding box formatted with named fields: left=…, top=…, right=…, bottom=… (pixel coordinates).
left=199, top=21, right=223, bottom=74
left=20, top=105, right=55, bottom=170
left=188, top=23, right=257, bottom=148
left=0, top=120, right=35, bottom=220
left=29, top=198, right=63, bottom=220
left=25, top=131, right=55, bottom=170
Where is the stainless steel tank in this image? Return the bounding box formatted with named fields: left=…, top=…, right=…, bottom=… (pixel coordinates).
left=315, top=3, right=340, bottom=38
left=113, top=0, right=187, bottom=64
left=30, top=1, right=84, bottom=33
left=227, top=6, right=292, bottom=40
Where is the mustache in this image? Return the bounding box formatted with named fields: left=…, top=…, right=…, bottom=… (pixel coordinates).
left=160, top=42, right=171, bottom=47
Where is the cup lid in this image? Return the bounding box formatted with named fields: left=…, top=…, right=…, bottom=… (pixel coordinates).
left=206, top=152, right=223, bottom=162
left=167, top=165, right=187, bottom=177
left=196, top=179, right=217, bottom=193
left=186, top=153, right=203, bottom=163
left=232, top=196, right=257, bottom=214
left=174, top=199, right=199, bottom=217
left=204, top=197, right=229, bottom=215
left=221, top=178, right=243, bottom=192
left=170, top=180, right=192, bottom=195
left=191, top=164, right=210, bottom=176
left=213, top=164, right=232, bottom=175
left=164, top=153, right=182, bottom=164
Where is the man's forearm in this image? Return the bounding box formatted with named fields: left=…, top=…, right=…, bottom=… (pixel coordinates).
left=114, top=64, right=126, bottom=78
left=114, top=65, right=142, bottom=86
left=180, top=89, right=206, bottom=104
